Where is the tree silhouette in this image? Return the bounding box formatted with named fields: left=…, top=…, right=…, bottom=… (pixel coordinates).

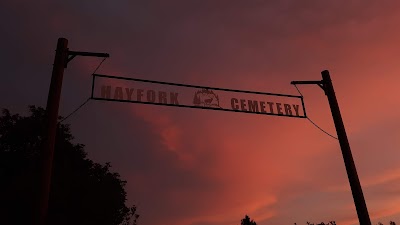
left=305, top=221, right=336, bottom=225
left=0, top=106, right=139, bottom=225
left=241, top=215, right=257, bottom=225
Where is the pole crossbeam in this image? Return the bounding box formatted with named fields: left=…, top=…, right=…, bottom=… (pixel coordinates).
left=291, top=80, right=325, bottom=92
left=66, top=50, right=109, bottom=68
left=290, top=80, right=322, bottom=85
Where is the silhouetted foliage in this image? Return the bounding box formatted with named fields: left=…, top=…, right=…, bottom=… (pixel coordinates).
left=376, top=222, right=397, bottom=225
left=0, top=106, right=139, bottom=225
left=297, top=221, right=399, bottom=225
left=241, top=215, right=257, bottom=225
left=306, top=222, right=336, bottom=225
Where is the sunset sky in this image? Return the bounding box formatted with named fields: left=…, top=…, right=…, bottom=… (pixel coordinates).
left=1, top=1, right=400, bottom=225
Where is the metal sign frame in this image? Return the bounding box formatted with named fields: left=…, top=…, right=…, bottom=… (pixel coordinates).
left=91, top=73, right=307, bottom=118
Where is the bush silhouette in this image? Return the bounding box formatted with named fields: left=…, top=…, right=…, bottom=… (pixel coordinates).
left=241, top=215, right=257, bottom=225
left=0, top=106, right=138, bottom=225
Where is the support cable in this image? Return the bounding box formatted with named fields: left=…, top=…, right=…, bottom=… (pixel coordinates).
left=58, top=57, right=107, bottom=124
left=293, top=84, right=338, bottom=140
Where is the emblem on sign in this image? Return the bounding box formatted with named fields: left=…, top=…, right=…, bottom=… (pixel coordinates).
left=193, top=89, right=221, bottom=108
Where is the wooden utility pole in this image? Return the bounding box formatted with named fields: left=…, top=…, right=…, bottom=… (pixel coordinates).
left=37, top=38, right=109, bottom=225
left=37, top=38, right=68, bottom=225
left=291, top=70, right=371, bottom=225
